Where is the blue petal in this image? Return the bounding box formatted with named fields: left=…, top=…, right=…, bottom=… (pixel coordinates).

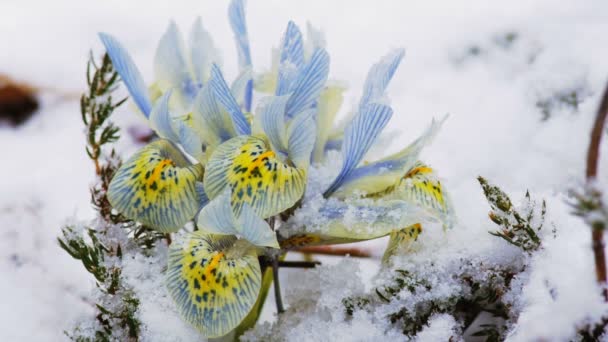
left=237, top=202, right=279, bottom=248
left=324, top=138, right=343, bottom=151
left=285, top=49, right=330, bottom=118
left=197, top=190, right=278, bottom=247
left=256, top=95, right=290, bottom=155
left=175, top=120, right=206, bottom=162
left=149, top=90, right=179, bottom=142
left=276, top=21, right=304, bottom=96
left=154, top=21, right=190, bottom=86
left=189, top=17, right=221, bottom=84
left=230, top=67, right=253, bottom=110
left=208, top=64, right=251, bottom=135
left=287, top=108, right=316, bottom=169
left=192, top=84, right=235, bottom=144
left=229, top=0, right=253, bottom=112
left=98, top=33, right=152, bottom=117
left=323, top=103, right=393, bottom=197
left=195, top=182, right=209, bottom=210
left=197, top=190, right=237, bottom=235
left=359, top=49, right=405, bottom=108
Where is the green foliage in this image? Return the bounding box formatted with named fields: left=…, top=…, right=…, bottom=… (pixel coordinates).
left=339, top=178, right=553, bottom=340
left=478, top=176, right=547, bottom=252
left=569, top=183, right=608, bottom=231
left=536, top=85, right=590, bottom=121
left=81, top=53, right=125, bottom=170
left=341, top=264, right=515, bottom=338
left=59, top=52, right=152, bottom=341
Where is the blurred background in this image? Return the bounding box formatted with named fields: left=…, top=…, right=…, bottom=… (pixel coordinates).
left=1, top=0, right=607, bottom=340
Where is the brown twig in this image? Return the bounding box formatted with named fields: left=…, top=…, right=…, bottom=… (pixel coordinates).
left=295, top=246, right=373, bottom=258
left=586, top=81, right=608, bottom=301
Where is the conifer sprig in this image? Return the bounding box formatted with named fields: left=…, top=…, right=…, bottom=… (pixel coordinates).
left=478, top=176, right=546, bottom=252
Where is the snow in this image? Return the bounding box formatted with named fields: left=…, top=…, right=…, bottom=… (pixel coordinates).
left=3, top=0, right=608, bottom=340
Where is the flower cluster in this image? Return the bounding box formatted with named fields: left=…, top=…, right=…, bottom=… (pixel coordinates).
left=99, top=0, right=454, bottom=337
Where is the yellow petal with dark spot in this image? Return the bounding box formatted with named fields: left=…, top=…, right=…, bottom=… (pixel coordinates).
left=166, top=233, right=261, bottom=338
left=386, top=162, right=455, bottom=229
left=382, top=223, right=423, bottom=263
left=204, top=135, right=307, bottom=218
left=107, top=139, right=204, bottom=232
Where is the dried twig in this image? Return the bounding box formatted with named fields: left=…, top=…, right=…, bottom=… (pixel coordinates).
left=295, top=246, right=373, bottom=258
left=586, top=81, right=608, bottom=301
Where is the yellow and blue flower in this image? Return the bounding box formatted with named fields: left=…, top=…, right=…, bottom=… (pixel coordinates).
left=98, top=0, right=454, bottom=337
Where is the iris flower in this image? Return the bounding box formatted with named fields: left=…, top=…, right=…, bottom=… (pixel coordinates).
left=98, top=0, right=454, bottom=337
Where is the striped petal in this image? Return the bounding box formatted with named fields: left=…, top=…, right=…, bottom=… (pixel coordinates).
left=189, top=17, right=221, bottom=84
left=276, top=21, right=304, bottom=96
left=166, top=233, right=261, bottom=338
left=285, top=48, right=330, bottom=118
left=359, top=49, right=405, bottom=108
left=209, top=64, right=251, bottom=136
left=175, top=120, right=206, bottom=163
left=254, top=95, right=290, bottom=156
left=304, top=22, right=326, bottom=60
left=154, top=21, right=190, bottom=88
left=286, top=108, right=316, bottom=169
left=323, top=103, right=393, bottom=197
left=192, top=83, right=235, bottom=146
left=204, top=136, right=307, bottom=219
left=107, top=140, right=204, bottom=232
left=231, top=67, right=253, bottom=111
left=98, top=33, right=152, bottom=117
left=149, top=90, right=179, bottom=142
left=197, top=190, right=278, bottom=247
left=381, top=224, right=423, bottom=264
left=313, top=85, right=346, bottom=163
left=385, top=162, right=455, bottom=229
left=329, top=116, right=446, bottom=198
left=281, top=198, right=434, bottom=247
left=229, top=0, right=253, bottom=112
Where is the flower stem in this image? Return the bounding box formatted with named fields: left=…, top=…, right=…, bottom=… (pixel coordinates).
left=586, top=81, right=608, bottom=301
left=278, top=260, right=320, bottom=268
left=272, top=256, right=285, bottom=314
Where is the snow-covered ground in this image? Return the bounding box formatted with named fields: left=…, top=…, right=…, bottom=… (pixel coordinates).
left=2, top=0, right=608, bottom=340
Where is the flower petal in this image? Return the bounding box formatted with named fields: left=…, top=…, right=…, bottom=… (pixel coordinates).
left=192, top=83, right=236, bottom=146
left=254, top=95, right=290, bottom=155
left=230, top=67, right=253, bottom=111
left=285, top=48, right=330, bottom=118
left=323, top=103, right=392, bottom=197
left=149, top=90, right=180, bottom=142
left=386, top=162, right=455, bottom=229
left=209, top=64, right=251, bottom=136
left=107, top=140, right=204, bottom=232
left=175, top=120, right=206, bottom=163
left=154, top=21, right=191, bottom=89
left=329, top=116, right=446, bottom=198
left=381, top=224, right=423, bottom=264
left=189, top=17, right=221, bottom=84
left=282, top=198, right=433, bottom=247
left=166, top=233, right=261, bottom=338
left=313, top=85, right=345, bottom=163
left=276, top=21, right=304, bottom=96
left=204, top=136, right=307, bottom=219
left=304, top=22, right=326, bottom=60
left=359, top=49, right=405, bottom=108
left=98, top=33, right=152, bottom=117
left=286, top=108, right=316, bottom=169
left=229, top=0, right=253, bottom=111
left=197, top=190, right=278, bottom=247
left=237, top=201, right=280, bottom=248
